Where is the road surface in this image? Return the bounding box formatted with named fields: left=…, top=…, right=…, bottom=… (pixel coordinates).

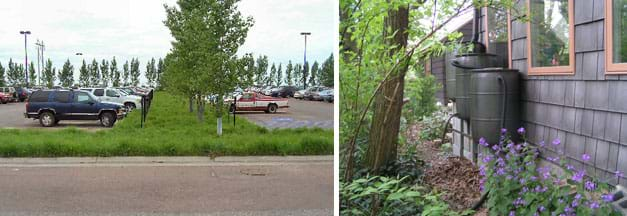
left=0, top=102, right=105, bottom=129
left=0, top=156, right=333, bottom=216
left=236, top=99, right=333, bottom=129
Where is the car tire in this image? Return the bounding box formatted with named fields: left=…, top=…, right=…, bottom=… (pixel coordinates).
left=267, top=104, right=277, bottom=114
left=100, top=112, right=116, bottom=127
left=39, top=111, right=56, bottom=127
left=125, top=102, right=136, bottom=110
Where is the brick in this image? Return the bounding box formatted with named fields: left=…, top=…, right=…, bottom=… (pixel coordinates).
left=592, top=111, right=608, bottom=139
left=581, top=109, right=594, bottom=136
left=562, top=107, right=577, bottom=132
left=595, top=140, right=610, bottom=169
left=575, top=0, right=594, bottom=24
left=574, top=81, right=586, bottom=107
left=564, top=81, right=575, bottom=106
left=585, top=82, right=609, bottom=110
left=582, top=52, right=599, bottom=80
left=609, top=81, right=627, bottom=112
left=605, top=112, right=621, bottom=143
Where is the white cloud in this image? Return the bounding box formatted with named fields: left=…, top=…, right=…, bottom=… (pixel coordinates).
left=0, top=0, right=334, bottom=85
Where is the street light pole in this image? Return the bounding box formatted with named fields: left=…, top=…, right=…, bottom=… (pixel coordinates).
left=20, top=31, right=31, bottom=87
left=300, top=32, right=311, bottom=89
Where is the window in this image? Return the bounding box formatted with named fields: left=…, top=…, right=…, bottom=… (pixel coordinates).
left=527, top=0, right=575, bottom=75
left=106, top=90, right=119, bottom=97
left=53, top=92, right=71, bottom=103
left=485, top=7, right=510, bottom=68
left=75, top=92, right=92, bottom=103
left=29, top=91, right=51, bottom=102
left=93, top=89, right=104, bottom=96
left=606, top=0, right=627, bottom=73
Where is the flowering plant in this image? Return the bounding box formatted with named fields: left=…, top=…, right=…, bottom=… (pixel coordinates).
left=479, top=128, right=620, bottom=215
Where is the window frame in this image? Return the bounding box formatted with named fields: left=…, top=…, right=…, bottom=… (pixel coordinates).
left=526, top=0, right=575, bottom=75
left=605, top=0, right=627, bottom=73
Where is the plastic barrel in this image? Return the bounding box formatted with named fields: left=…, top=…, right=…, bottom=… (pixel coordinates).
left=445, top=51, right=457, bottom=101
left=469, top=68, right=520, bottom=145
left=451, top=53, right=504, bottom=120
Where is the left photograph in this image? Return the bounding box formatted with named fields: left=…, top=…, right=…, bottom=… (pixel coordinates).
left=0, top=0, right=334, bottom=215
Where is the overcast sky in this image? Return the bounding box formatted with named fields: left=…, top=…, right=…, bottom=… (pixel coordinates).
left=0, top=0, right=334, bottom=85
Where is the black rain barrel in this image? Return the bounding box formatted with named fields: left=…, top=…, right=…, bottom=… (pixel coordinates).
left=469, top=68, right=520, bottom=145
left=451, top=53, right=504, bottom=120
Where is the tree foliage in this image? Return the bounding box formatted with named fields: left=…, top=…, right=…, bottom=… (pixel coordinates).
left=130, top=58, right=140, bottom=86
left=0, top=62, right=5, bottom=87
left=320, top=54, right=334, bottom=87
left=254, top=55, right=268, bottom=85
left=111, top=57, right=120, bottom=87
left=58, top=59, right=74, bottom=87
left=42, top=59, right=55, bottom=88
left=79, top=60, right=89, bottom=87
left=28, top=62, right=36, bottom=87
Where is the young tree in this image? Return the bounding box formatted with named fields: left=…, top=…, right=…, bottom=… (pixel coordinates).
left=268, top=63, right=276, bottom=86
left=293, top=63, right=301, bottom=87
left=58, top=59, right=74, bottom=87
left=111, top=57, right=120, bottom=87
left=100, top=59, right=109, bottom=86
left=146, top=58, right=157, bottom=87
left=309, top=61, right=319, bottom=87
left=28, top=62, right=36, bottom=87
left=79, top=60, right=89, bottom=87
left=42, top=59, right=56, bottom=88
left=156, top=58, right=164, bottom=89
left=164, top=0, right=253, bottom=135
left=130, top=58, right=140, bottom=86
left=255, top=55, right=268, bottom=85
left=320, top=54, right=334, bottom=87
left=6, top=59, right=20, bottom=86
left=285, top=61, right=293, bottom=86
left=89, top=59, right=99, bottom=87
left=122, top=60, right=130, bottom=86
left=276, top=63, right=282, bottom=86
left=301, top=62, right=309, bottom=88
left=0, top=62, right=5, bottom=87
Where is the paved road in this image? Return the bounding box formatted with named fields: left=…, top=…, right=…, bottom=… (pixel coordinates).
left=0, top=156, right=333, bottom=216
left=0, top=102, right=105, bottom=129
left=236, top=99, right=333, bottom=129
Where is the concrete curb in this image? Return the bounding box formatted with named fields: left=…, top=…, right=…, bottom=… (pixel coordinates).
left=0, top=155, right=333, bottom=167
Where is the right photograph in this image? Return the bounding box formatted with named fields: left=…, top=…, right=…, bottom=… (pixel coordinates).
left=339, top=0, right=626, bottom=215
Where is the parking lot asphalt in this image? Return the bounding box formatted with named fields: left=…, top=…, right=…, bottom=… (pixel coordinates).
left=0, top=102, right=105, bottom=129
left=235, top=98, right=333, bottom=129
left=0, top=156, right=333, bottom=216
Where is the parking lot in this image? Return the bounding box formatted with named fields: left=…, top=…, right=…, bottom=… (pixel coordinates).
left=235, top=99, right=333, bottom=129
left=0, top=102, right=105, bottom=129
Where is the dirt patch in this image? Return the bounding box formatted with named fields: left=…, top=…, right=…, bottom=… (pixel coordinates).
left=408, top=124, right=482, bottom=211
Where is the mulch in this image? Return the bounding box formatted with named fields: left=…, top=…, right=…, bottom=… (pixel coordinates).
left=407, top=123, right=483, bottom=212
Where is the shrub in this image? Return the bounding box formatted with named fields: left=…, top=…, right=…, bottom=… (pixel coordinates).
left=403, top=75, right=440, bottom=123
left=480, top=128, right=621, bottom=215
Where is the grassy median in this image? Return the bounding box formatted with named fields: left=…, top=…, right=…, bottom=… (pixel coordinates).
left=0, top=92, right=333, bottom=157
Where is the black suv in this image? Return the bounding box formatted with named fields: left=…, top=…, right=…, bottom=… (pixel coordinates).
left=24, top=90, right=126, bottom=127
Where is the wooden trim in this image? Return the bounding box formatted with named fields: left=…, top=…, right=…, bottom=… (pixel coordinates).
left=606, top=0, right=627, bottom=73
left=526, top=0, right=575, bottom=75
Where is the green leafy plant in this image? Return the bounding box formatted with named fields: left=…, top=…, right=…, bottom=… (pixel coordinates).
left=403, top=74, right=440, bottom=123
left=481, top=129, right=621, bottom=215
left=418, top=106, right=451, bottom=142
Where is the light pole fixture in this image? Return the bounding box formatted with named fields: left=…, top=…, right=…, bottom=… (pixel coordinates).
left=300, top=32, right=311, bottom=89
left=20, top=30, right=31, bottom=87
left=75, top=53, right=83, bottom=56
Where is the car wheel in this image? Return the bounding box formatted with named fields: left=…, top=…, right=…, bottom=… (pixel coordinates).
left=267, top=104, right=277, bottom=113
left=229, top=104, right=236, bottom=113
left=124, top=102, right=136, bottom=110
left=100, top=112, right=116, bottom=127
left=39, top=111, right=56, bottom=127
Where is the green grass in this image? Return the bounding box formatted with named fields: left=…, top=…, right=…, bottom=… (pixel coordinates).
left=0, top=92, right=333, bottom=157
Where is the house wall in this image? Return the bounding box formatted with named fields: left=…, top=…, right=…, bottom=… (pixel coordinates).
left=505, top=0, right=626, bottom=186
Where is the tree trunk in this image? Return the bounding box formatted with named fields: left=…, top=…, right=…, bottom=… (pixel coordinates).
left=189, top=95, right=194, bottom=112
left=196, top=95, right=204, bottom=122
left=365, top=5, right=409, bottom=173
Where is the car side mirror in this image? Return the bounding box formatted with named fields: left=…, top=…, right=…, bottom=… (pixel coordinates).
left=88, top=101, right=95, bottom=105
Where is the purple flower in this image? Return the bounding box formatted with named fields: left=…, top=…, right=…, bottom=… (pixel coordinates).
left=501, top=128, right=507, bottom=134
left=482, top=155, right=492, bottom=163
left=497, top=157, right=505, bottom=167
left=496, top=167, right=506, bottom=176
left=574, top=193, right=582, bottom=200
left=616, top=170, right=624, bottom=178
left=513, top=197, right=525, bottom=206
left=585, top=181, right=596, bottom=191
left=492, top=144, right=500, bottom=152
left=552, top=138, right=560, bottom=146
left=564, top=205, right=573, bottom=213
left=537, top=205, right=545, bottom=212
left=572, top=170, right=585, bottom=183
left=571, top=199, right=579, bottom=208
left=509, top=211, right=515, bottom=216
left=565, top=164, right=574, bottom=170
left=589, top=201, right=600, bottom=209
left=517, top=127, right=525, bottom=134
left=602, top=194, right=614, bottom=202
left=479, top=137, right=489, bottom=147
left=539, top=140, right=545, bottom=147
left=582, top=153, right=591, bottom=162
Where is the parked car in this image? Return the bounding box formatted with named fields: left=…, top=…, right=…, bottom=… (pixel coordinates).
left=14, top=87, right=30, bottom=102
left=81, top=88, right=142, bottom=110
left=226, top=92, right=289, bottom=113
left=293, top=89, right=306, bottom=99
left=24, top=90, right=126, bottom=127
left=319, top=89, right=334, bottom=103
left=0, top=87, right=17, bottom=102
left=304, top=86, right=330, bottom=101
left=0, top=91, right=11, bottom=104
left=271, top=86, right=298, bottom=98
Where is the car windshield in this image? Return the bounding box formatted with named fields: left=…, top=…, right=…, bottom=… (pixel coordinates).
left=117, top=89, right=129, bottom=96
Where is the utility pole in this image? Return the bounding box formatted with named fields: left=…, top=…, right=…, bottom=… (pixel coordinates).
left=20, top=31, right=31, bottom=87
left=35, top=40, right=44, bottom=86
left=300, top=32, right=311, bottom=89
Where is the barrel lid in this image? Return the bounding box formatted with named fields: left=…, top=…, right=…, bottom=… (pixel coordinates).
left=454, top=53, right=498, bottom=58
left=470, top=67, right=519, bottom=73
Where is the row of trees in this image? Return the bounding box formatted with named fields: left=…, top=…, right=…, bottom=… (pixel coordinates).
left=249, top=54, right=334, bottom=88
left=0, top=57, right=164, bottom=88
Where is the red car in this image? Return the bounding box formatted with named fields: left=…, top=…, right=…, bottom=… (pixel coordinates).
left=0, top=92, right=12, bottom=104
left=227, top=92, right=289, bottom=113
